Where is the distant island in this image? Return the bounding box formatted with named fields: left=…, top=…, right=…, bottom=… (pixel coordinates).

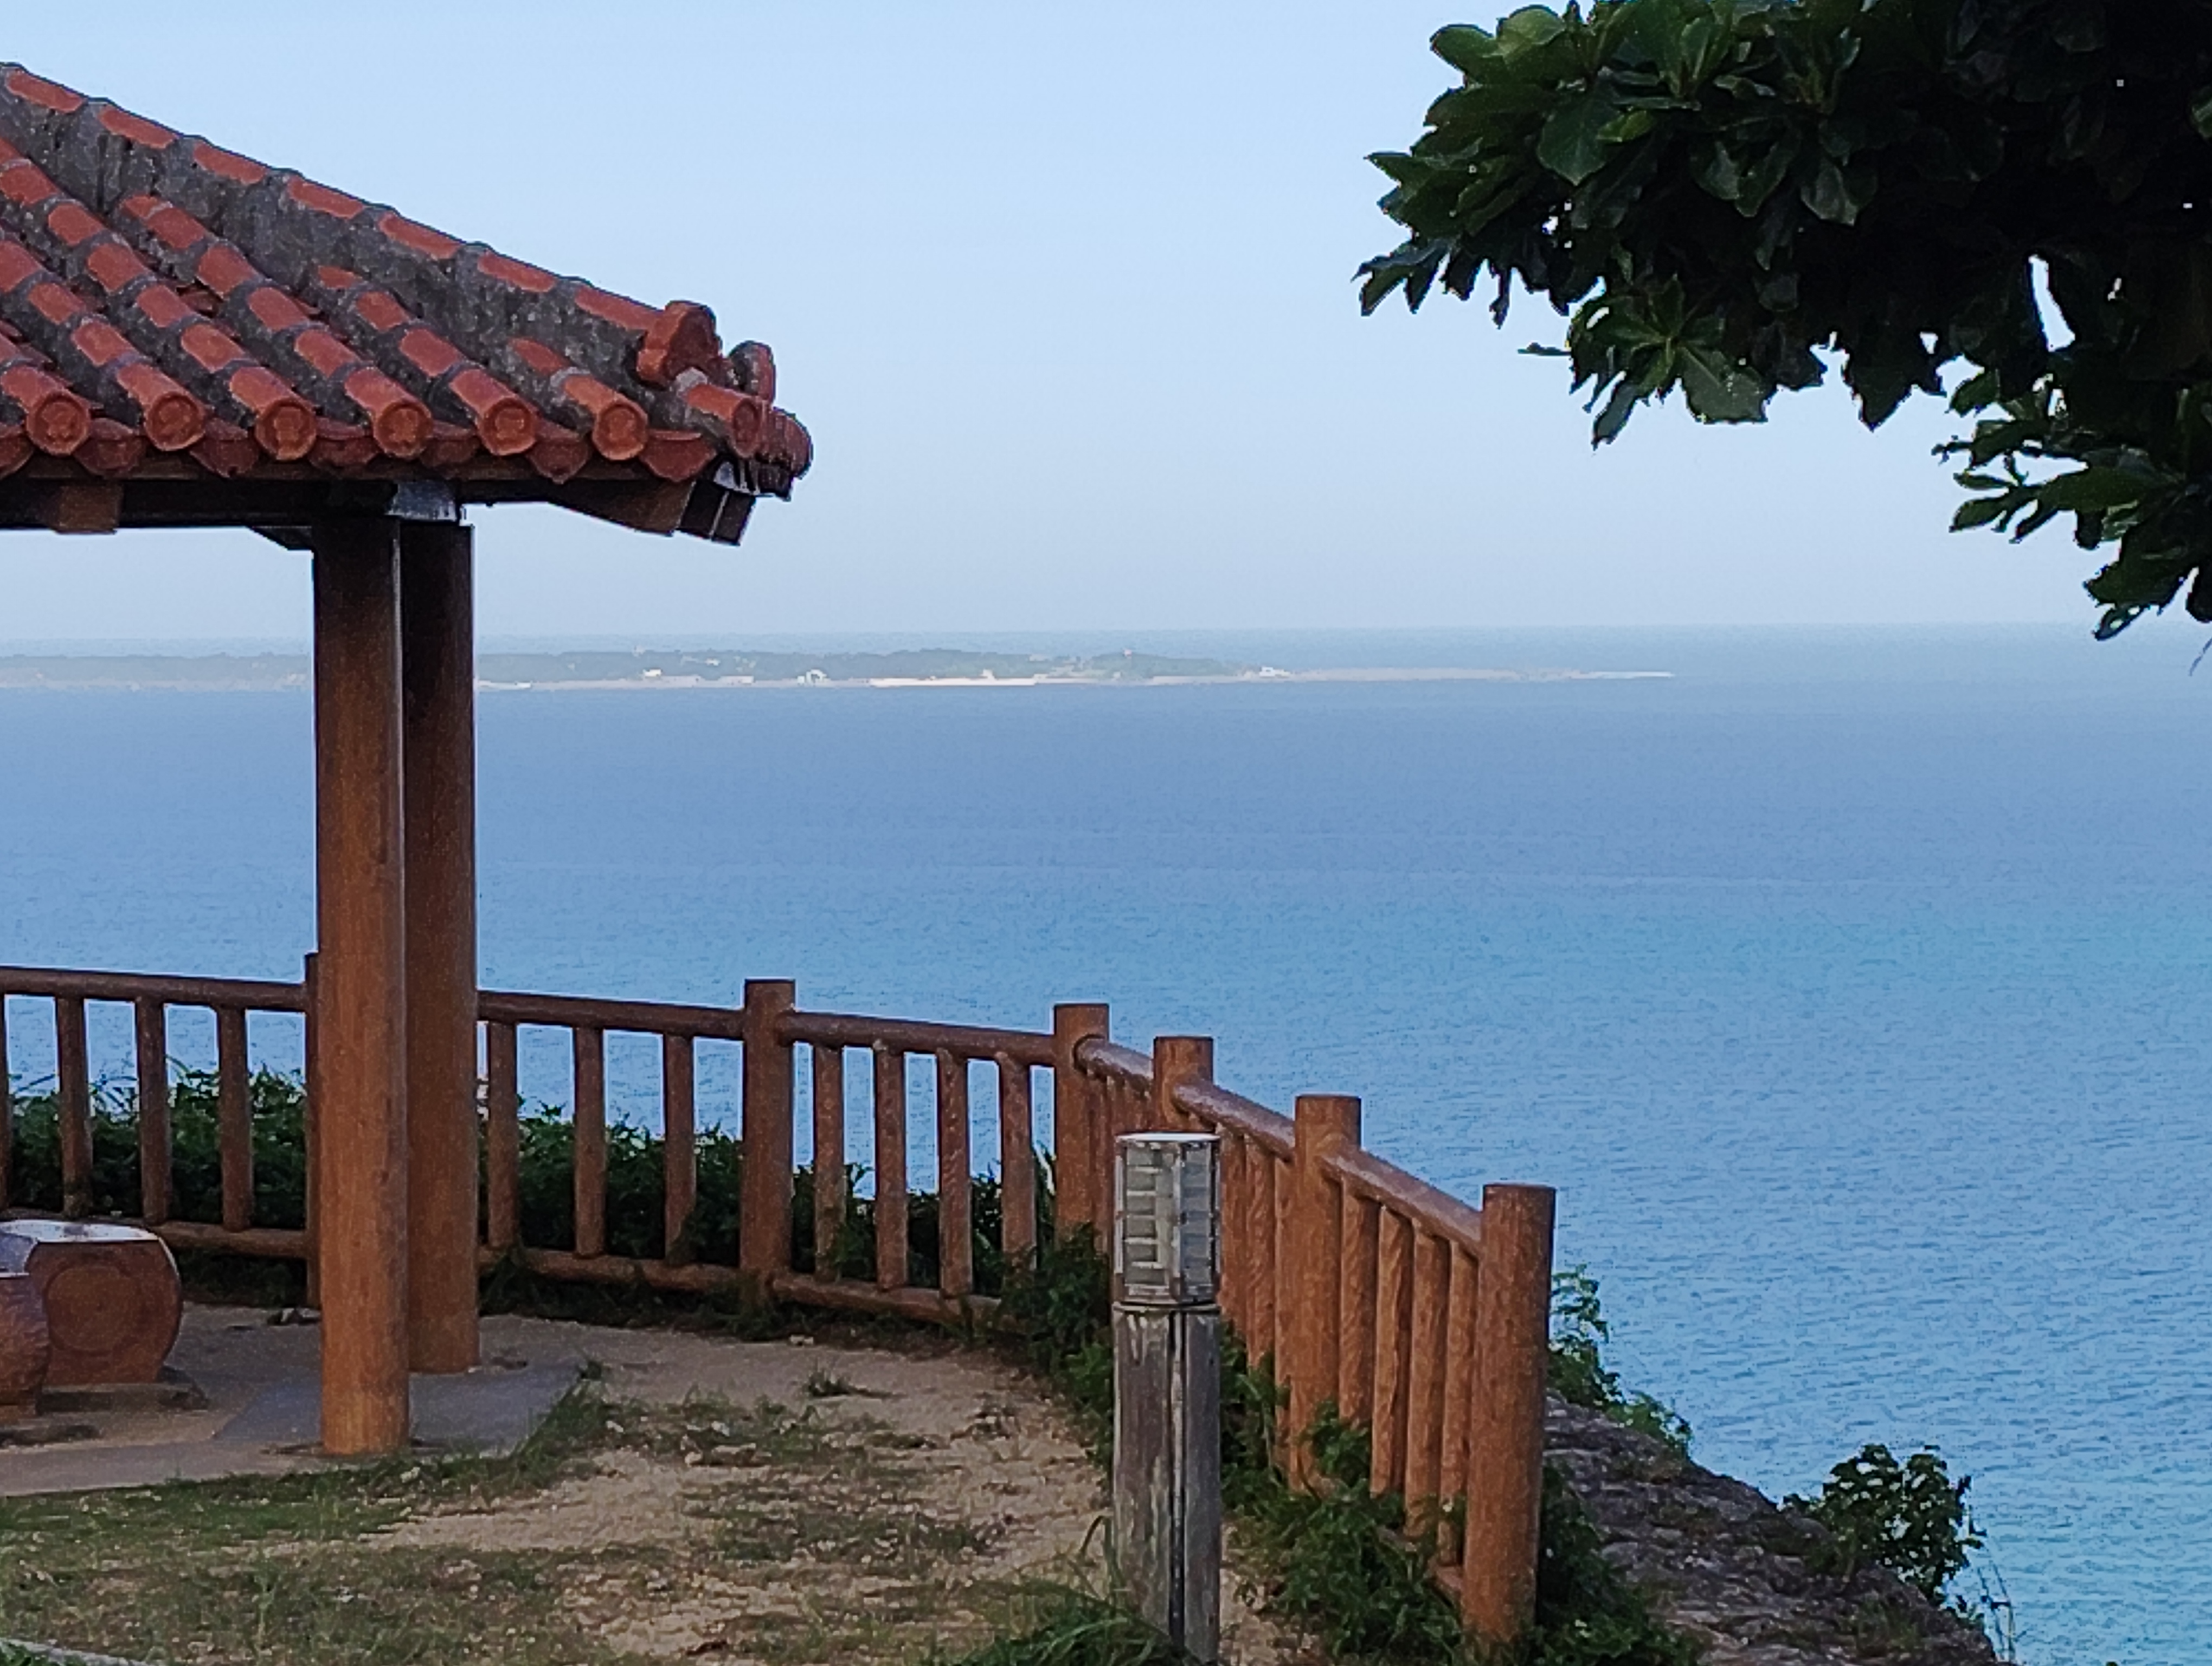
left=0, top=649, right=1672, bottom=691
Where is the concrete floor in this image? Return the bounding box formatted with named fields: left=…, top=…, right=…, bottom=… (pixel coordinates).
left=0, top=1305, right=583, bottom=1496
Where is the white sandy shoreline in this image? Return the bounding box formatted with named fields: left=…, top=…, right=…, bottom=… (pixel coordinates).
left=0, top=665, right=1674, bottom=693
left=470, top=667, right=1675, bottom=693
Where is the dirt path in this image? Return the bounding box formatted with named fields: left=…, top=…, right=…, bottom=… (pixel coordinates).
left=0, top=1309, right=1303, bottom=1666
left=411, top=1318, right=1118, bottom=1662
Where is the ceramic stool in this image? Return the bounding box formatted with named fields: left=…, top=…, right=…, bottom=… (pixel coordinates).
left=0, top=1268, right=50, bottom=1420
left=0, top=1222, right=182, bottom=1387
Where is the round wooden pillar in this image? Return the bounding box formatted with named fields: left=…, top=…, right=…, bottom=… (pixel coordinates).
left=312, top=517, right=410, bottom=1456
left=401, top=521, right=480, bottom=1374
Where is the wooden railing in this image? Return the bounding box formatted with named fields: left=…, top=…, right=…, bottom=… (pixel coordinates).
left=1062, top=1029, right=1553, bottom=1631
left=0, top=965, right=313, bottom=1264
left=0, top=963, right=1551, bottom=1641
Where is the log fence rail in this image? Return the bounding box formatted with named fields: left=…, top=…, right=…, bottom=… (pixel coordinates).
left=0, top=962, right=1552, bottom=1642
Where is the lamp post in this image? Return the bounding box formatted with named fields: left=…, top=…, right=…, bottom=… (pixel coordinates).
left=1113, top=1131, right=1224, bottom=1662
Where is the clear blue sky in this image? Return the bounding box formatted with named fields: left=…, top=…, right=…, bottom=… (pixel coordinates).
left=0, top=2, right=2113, bottom=640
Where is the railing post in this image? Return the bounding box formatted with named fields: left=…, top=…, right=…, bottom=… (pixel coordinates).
left=740, top=979, right=797, bottom=1287
left=216, top=1006, right=253, bottom=1232
left=484, top=1018, right=520, bottom=1254
left=1150, top=1035, right=1213, bottom=1134
left=1338, top=1188, right=1380, bottom=1428
left=936, top=1051, right=973, bottom=1299
left=302, top=953, right=321, bottom=1307
left=873, top=1045, right=909, bottom=1289
left=1403, top=1227, right=1451, bottom=1534
left=54, top=995, right=92, bottom=1219
left=1370, top=1208, right=1414, bottom=1496
left=996, top=1054, right=1036, bottom=1272
left=134, top=998, right=171, bottom=1226
left=663, top=1033, right=697, bottom=1264
left=0, top=990, right=11, bottom=1210
left=572, top=1027, right=607, bottom=1258
left=811, top=1043, right=846, bottom=1278
left=1461, top=1182, right=1556, bottom=1650
left=1051, top=1003, right=1109, bottom=1242
left=1287, top=1093, right=1360, bottom=1489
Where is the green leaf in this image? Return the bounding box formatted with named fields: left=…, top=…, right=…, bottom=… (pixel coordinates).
left=2033, top=466, right=2153, bottom=512
left=1368, top=151, right=1430, bottom=188
left=1948, top=368, right=2001, bottom=414
left=1678, top=346, right=1769, bottom=422
left=1802, top=156, right=1872, bottom=224
left=2190, top=85, right=2212, bottom=137
left=1538, top=92, right=1622, bottom=184
left=1693, top=142, right=1744, bottom=202
left=1431, top=23, right=1497, bottom=75
left=1591, top=379, right=1643, bottom=444
left=1733, top=136, right=1799, bottom=215
left=1496, top=6, right=1568, bottom=56
left=1951, top=496, right=2011, bottom=530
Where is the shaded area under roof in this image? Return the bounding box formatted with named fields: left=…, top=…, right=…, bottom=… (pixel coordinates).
left=0, top=64, right=809, bottom=544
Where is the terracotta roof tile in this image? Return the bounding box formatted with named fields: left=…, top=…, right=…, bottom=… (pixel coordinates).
left=0, top=339, right=93, bottom=454
left=0, top=62, right=810, bottom=537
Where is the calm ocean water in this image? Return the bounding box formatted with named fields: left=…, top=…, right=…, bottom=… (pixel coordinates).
left=3, top=625, right=2207, bottom=1664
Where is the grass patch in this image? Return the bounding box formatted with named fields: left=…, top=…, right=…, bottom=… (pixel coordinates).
left=0, top=1385, right=626, bottom=1664
left=943, top=1587, right=1197, bottom=1666
left=0, top=1383, right=1040, bottom=1666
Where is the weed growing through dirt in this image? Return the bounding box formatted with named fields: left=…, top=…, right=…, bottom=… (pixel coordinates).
left=944, top=1585, right=1198, bottom=1666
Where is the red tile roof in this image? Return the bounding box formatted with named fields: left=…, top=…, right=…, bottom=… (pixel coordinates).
left=0, top=65, right=809, bottom=542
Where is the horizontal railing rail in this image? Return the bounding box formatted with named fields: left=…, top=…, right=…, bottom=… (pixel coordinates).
left=1323, top=1144, right=1484, bottom=1257
left=0, top=962, right=1551, bottom=1642
left=781, top=1009, right=1056, bottom=1067
left=1174, top=1078, right=1294, bottom=1157
left=476, top=987, right=746, bottom=1041
left=0, top=966, right=308, bottom=1011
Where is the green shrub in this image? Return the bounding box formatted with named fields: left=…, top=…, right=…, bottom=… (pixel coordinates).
left=3, top=1071, right=1016, bottom=1295
left=6, top=1068, right=310, bottom=1227
left=1785, top=1445, right=1978, bottom=1606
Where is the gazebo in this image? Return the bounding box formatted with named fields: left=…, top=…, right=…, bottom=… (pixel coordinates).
left=0, top=63, right=811, bottom=1454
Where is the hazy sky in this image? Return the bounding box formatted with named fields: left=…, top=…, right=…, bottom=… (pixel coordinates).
left=0, top=2, right=2115, bottom=640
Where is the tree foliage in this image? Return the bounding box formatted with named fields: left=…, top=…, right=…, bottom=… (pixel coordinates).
left=1362, top=0, right=2212, bottom=635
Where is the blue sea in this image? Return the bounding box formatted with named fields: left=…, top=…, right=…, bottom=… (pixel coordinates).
left=2, top=625, right=2206, bottom=1665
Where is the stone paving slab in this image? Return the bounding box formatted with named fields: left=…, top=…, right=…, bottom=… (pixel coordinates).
left=214, top=1357, right=583, bottom=1453
left=0, top=1306, right=583, bottom=1497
